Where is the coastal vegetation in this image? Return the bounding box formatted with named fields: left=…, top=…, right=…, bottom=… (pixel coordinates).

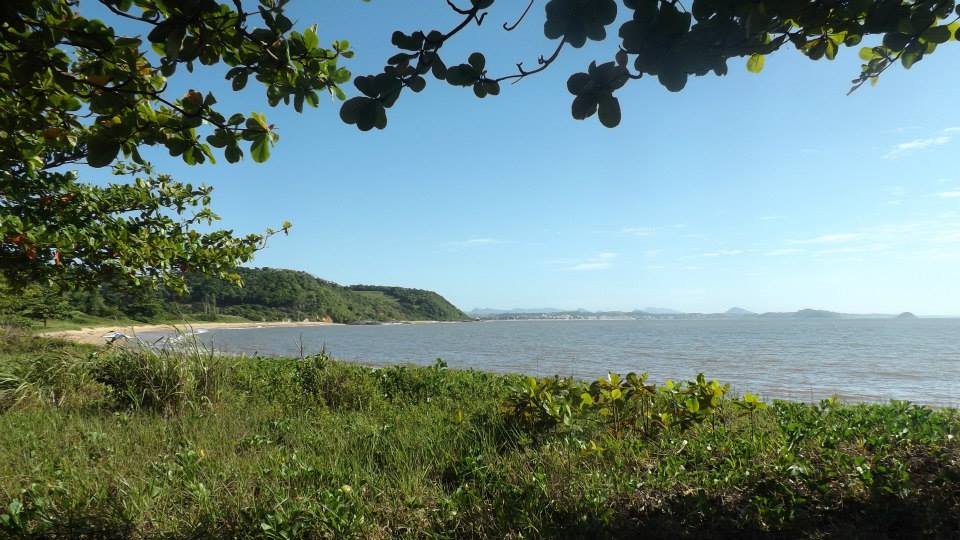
left=2, top=330, right=958, bottom=539
left=0, top=268, right=468, bottom=326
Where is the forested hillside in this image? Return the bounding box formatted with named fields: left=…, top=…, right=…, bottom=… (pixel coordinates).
left=1, top=268, right=468, bottom=325
left=179, top=268, right=469, bottom=323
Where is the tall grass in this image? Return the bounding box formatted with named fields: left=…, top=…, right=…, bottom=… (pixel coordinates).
left=91, top=337, right=229, bottom=411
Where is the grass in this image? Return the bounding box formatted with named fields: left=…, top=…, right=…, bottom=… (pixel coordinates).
left=1, top=327, right=958, bottom=539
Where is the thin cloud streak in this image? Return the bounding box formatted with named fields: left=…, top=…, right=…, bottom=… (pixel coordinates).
left=789, top=233, right=862, bottom=245
left=568, top=261, right=612, bottom=271
left=621, top=227, right=655, bottom=237
left=552, top=252, right=618, bottom=272
left=449, top=238, right=503, bottom=247
left=884, top=129, right=954, bottom=159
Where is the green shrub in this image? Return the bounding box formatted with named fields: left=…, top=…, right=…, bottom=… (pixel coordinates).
left=376, top=358, right=453, bottom=403
left=293, top=352, right=380, bottom=411
left=502, top=375, right=582, bottom=433
left=91, top=344, right=227, bottom=411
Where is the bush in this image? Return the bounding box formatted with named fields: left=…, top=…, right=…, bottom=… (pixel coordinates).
left=376, top=358, right=453, bottom=403
left=92, top=344, right=227, bottom=411
left=293, top=352, right=381, bottom=411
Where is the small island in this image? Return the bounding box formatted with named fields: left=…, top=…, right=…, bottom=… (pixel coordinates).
left=896, top=312, right=919, bottom=319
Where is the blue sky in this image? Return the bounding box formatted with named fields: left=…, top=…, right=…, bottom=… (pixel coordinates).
left=85, top=3, right=960, bottom=315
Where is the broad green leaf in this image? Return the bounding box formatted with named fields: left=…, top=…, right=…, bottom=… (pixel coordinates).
left=597, top=94, right=621, bottom=128
left=87, top=136, right=120, bottom=168
left=250, top=135, right=270, bottom=163
left=747, top=54, right=765, bottom=73
left=304, top=25, right=319, bottom=49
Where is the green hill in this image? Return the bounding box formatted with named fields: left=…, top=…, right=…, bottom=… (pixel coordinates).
left=3, top=268, right=469, bottom=325
left=175, top=268, right=469, bottom=323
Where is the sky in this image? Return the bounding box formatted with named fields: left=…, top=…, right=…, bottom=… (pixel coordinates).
left=82, top=3, right=960, bottom=315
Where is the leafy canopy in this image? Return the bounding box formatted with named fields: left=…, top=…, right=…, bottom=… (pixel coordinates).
left=1, top=0, right=354, bottom=292
left=347, top=0, right=960, bottom=130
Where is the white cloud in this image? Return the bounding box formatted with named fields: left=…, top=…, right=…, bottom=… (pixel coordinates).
left=766, top=248, right=803, bottom=256
left=884, top=135, right=952, bottom=159
left=816, top=244, right=889, bottom=255
left=943, top=127, right=960, bottom=134
left=681, top=249, right=743, bottom=260
left=789, top=233, right=862, bottom=245
left=557, top=252, right=617, bottom=271
left=449, top=237, right=503, bottom=247
left=621, top=227, right=655, bottom=237
left=937, top=191, right=960, bottom=199
left=569, top=261, right=611, bottom=271
left=760, top=215, right=784, bottom=221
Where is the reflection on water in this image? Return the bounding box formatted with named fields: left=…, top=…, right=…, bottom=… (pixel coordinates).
left=143, top=319, right=960, bottom=406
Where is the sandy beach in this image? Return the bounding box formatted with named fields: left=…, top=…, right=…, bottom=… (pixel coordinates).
left=41, top=320, right=341, bottom=345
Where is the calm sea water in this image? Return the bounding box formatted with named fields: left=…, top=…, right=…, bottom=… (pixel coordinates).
left=146, top=319, right=960, bottom=406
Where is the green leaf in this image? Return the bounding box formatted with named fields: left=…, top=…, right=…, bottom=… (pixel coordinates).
left=900, top=50, right=921, bottom=69
left=468, top=52, right=485, bottom=71
left=407, top=76, right=426, bottom=93
left=571, top=94, right=597, bottom=120
left=597, top=94, right=621, bottom=128
left=746, top=54, right=765, bottom=73
left=567, top=73, right=591, bottom=94
left=949, top=22, right=960, bottom=41
left=250, top=136, right=270, bottom=163
left=231, top=70, right=248, bottom=91
left=303, top=24, right=319, bottom=49
left=87, top=136, right=120, bottom=168
left=922, top=25, right=952, bottom=44
left=225, top=145, right=242, bottom=163
left=445, top=65, right=478, bottom=86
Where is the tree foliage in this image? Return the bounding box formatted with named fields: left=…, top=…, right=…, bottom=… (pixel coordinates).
left=0, top=267, right=470, bottom=323
left=178, top=268, right=469, bottom=323
left=1, top=0, right=354, bottom=292
left=348, top=0, right=960, bottom=130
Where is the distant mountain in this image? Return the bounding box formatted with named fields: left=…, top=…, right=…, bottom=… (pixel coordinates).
left=639, top=307, right=683, bottom=315
left=472, top=306, right=913, bottom=321
left=468, top=308, right=566, bottom=316
left=896, top=312, right=919, bottom=319
left=760, top=309, right=843, bottom=319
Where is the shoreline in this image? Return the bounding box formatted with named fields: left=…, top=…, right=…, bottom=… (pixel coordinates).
left=41, top=320, right=342, bottom=345
left=40, top=319, right=469, bottom=345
